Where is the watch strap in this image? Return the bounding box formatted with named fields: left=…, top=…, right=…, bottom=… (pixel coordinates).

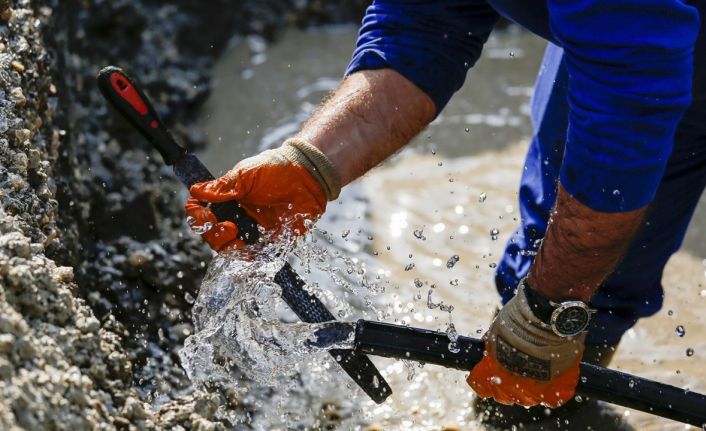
left=520, top=277, right=556, bottom=324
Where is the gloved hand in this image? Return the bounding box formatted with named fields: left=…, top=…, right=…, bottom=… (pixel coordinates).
left=185, top=138, right=341, bottom=251
left=467, top=284, right=585, bottom=408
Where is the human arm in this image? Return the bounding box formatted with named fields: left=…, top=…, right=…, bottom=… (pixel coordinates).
left=468, top=0, right=699, bottom=407
left=187, top=0, right=498, bottom=250
left=294, top=69, right=436, bottom=186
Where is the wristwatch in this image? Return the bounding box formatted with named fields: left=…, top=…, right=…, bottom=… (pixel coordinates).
left=520, top=277, right=596, bottom=338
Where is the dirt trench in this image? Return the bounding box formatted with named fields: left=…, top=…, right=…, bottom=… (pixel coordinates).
left=0, top=0, right=366, bottom=429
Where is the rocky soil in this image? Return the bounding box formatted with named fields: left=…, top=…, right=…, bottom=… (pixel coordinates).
left=0, top=0, right=366, bottom=429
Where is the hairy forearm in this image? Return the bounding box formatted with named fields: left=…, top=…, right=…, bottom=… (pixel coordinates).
left=528, top=184, right=648, bottom=302
left=295, top=69, right=436, bottom=186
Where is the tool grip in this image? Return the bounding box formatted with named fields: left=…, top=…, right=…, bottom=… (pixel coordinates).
left=97, top=66, right=186, bottom=165
left=97, top=66, right=260, bottom=244
left=173, top=153, right=260, bottom=243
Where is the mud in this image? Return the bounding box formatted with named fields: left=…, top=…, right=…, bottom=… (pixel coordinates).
left=0, top=0, right=366, bottom=429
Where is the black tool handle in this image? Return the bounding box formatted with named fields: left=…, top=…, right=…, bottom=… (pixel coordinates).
left=96, top=66, right=259, bottom=243
left=354, top=320, right=706, bottom=427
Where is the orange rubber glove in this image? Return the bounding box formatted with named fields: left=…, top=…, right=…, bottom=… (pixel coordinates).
left=185, top=138, right=341, bottom=251
left=467, top=285, right=585, bottom=408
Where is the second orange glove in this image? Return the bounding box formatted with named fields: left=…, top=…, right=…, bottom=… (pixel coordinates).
left=467, top=281, right=586, bottom=408
left=185, top=138, right=341, bottom=251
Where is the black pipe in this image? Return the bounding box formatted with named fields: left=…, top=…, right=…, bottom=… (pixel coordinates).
left=96, top=66, right=392, bottom=404
left=354, top=320, right=706, bottom=427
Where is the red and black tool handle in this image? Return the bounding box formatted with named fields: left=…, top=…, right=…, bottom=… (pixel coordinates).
left=354, top=320, right=706, bottom=427
left=96, top=66, right=260, bottom=243
left=96, top=66, right=392, bottom=403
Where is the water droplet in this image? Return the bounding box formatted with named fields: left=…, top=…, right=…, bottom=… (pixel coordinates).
left=509, top=51, right=515, bottom=57
left=686, top=348, right=694, bottom=357
left=628, top=379, right=635, bottom=388
left=176, top=271, right=184, bottom=279
left=490, top=228, right=499, bottom=240
left=372, top=375, right=380, bottom=388
left=446, top=255, right=460, bottom=268
left=341, top=229, right=350, bottom=238
left=448, top=342, right=460, bottom=353
left=489, top=263, right=497, bottom=269
left=449, top=279, right=459, bottom=286
left=676, top=325, right=686, bottom=337
left=479, top=192, right=487, bottom=202
left=464, top=127, right=470, bottom=133
left=490, top=376, right=502, bottom=385
left=414, top=278, right=423, bottom=288
left=437, top=161, right=443, bottom=167
left=413, top=229, right=426, bottom=240
left=287, top=203, right=293, bottom=210
left=404, top=263, right=416, bottom=271
left=184, top=292, right=195, bottom=304
left=187, top=216, right=214, bottom=234
left=668, top=309, right=673, bottom=316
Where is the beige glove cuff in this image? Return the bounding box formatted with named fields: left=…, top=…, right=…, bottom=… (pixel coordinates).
left=282, top=138, right=342, bottom=201
left=490, top=287, right=585, bottom=379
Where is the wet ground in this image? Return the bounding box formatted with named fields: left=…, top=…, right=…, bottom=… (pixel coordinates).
left=198, top=25, right=706, bottom=430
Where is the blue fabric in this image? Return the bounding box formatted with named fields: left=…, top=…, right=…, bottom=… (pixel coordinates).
left=346, top=1, right=706, bottom=345
left=346, top=1, right=500, bottom=114
left=346, top=0, right=700, bottom=212
left=497, top=21, right=706, bottom=345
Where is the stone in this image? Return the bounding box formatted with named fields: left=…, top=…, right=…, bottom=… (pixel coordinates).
left=9, top=87, right=25, bottom=107
left=11, top=61, right=24, bottom=73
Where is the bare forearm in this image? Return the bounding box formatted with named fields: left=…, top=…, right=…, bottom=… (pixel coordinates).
left=295, top=69, right=436, bottom=186
left=529, top=184, right=648, bottom=302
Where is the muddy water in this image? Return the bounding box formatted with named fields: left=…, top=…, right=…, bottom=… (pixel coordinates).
left=198, top=25, right=706, bottom=430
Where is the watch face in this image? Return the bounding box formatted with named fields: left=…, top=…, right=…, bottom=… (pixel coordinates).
left=552, top=304, right=591, bottom=337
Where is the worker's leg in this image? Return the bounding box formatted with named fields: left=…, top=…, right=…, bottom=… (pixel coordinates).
left=496, top=37, right=706, bottom=349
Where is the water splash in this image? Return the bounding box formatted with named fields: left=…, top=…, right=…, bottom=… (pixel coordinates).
left=179, top=224, right=388, bottom=390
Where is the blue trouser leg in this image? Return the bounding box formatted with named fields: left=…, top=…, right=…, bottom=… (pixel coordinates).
left=496, top=37, right=706, bottom=346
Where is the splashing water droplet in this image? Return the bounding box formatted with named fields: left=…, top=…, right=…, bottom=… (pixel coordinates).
left=341, top=229, right=350, bottom=238
left=187, top=216, right=214, bottom=234
left=446, top=254, right=460, bottom=269
left=184, top=292, right=195, bottom=304
left=686, top=348, right=694, bottom=357
left=414, top=278, right=423, bottom=288
left=405, top=263, right=416, bottom=271
left=413, top=229, right=426, bottom=241
left=448, top=342, right=460, bottom=354
left=676, top=325, right=686, bottom=337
